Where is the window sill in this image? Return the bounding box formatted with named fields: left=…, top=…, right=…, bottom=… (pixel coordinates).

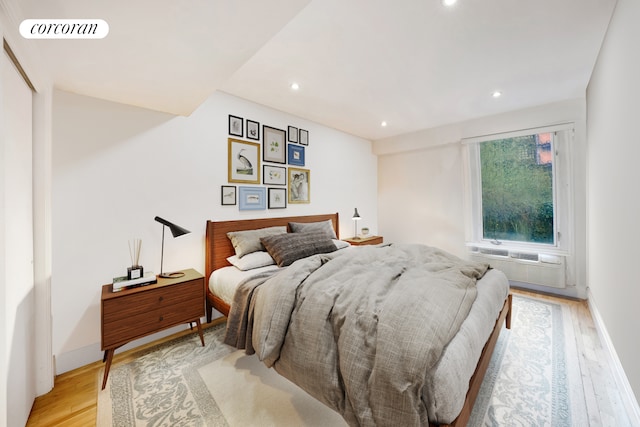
left=465, top=241, right=569, bottom=258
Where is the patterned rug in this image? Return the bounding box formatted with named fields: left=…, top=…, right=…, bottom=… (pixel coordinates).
left=97, top=295, right=584, bottom=426
left=469, top=295, right=586, bottom=426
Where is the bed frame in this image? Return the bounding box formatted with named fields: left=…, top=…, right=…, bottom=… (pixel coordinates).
left=205, top=213, right=340, bottom=319
left=203, top=212, right=511, bottom=427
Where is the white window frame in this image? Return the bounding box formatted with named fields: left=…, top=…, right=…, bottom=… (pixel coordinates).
left=463, top=123, right=574, bottom=256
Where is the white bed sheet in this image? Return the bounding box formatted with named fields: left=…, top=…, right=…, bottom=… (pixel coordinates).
left=209, top=264, right=279, bottom=306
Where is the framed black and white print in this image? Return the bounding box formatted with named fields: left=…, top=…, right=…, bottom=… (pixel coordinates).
left=288, top=126, right=298, bottom=143
left=229, top=115, right=243, bottom=137
left=268, top=187, right=287, bottom=209
left=299, top=129, right=309, bottom=146
left=263, top=165, right=286, bottom=185
left=238, top=186, right=266, bottom=210
left=288, top=167, right=310, bottom=204
left=288, top=144, right=305, bottom=166
left=263, top=125, right=286, bottom=164
left=221, top=185, right=236, bottom=205
left=246, top=120, right=260, bottom=140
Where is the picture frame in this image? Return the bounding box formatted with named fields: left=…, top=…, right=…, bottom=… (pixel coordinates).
left=287, top=144, right=305, bottom=166
left=228, top=138, right=260, bottom=184
left=268, top=187, right=287, bottom=209
left=238, top=186, right=266, bottom=210
left=246, top=120, right=260, bottom=140
left=287, top=126, right=298, bottom=143
left=229, top=115, right=243, bottom=137
left=263, top=125, right=286, bottom=164
left=288, top=167, right=310, bottom=204
left=299, top=128, right=309, bottom=146
left=263, top=165, right=286, bottom=185
left=221, top=185, right=236, bottom=205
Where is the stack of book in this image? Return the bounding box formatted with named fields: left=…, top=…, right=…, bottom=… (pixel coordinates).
left=112, top=272, right=157, bottom=292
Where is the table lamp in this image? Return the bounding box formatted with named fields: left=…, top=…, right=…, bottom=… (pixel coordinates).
left=154, top=216, right=190, bottom=278
left=352, top=208, right=361, bottom=239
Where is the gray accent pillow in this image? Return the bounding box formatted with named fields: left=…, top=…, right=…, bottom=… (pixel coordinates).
left=288, top=219, right=337, bottom=239
left=227, top=226, right=287, bottom=258
left=260, top=232, right=338, bottom=267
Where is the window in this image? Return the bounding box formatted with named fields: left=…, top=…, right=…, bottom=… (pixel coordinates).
left=481, top=132, right=555, bottom=244
left=465, top=125, right=572, bottom=253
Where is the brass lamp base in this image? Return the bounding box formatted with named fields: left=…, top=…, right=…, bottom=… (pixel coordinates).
left=159, top=271, right=185, bottom=279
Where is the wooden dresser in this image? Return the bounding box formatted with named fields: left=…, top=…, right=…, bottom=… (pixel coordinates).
left=100, top=268, right=205, bottom=389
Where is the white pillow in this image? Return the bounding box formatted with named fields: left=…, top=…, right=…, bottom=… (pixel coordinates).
left=333, top=239, right=351, bottom=250
left=227, top=226, right=287, bottom=258
left=227, top=251, right=276, bottom=271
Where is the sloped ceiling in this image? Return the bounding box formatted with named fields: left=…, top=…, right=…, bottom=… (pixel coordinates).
left=15, top=0, right=616, bottom=140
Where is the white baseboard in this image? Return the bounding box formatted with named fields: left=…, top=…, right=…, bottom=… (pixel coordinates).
left=587, top=289, right=640, bottom=425
left=54, top=320, right=205, bottom=375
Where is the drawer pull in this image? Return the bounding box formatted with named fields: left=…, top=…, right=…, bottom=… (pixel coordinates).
left=159, top=296, right=164, bottom=302
left=159, top=316, right=164, bottom=322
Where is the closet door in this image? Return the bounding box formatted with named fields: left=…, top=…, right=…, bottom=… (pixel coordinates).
left=1, top=47, right=35, bottom=427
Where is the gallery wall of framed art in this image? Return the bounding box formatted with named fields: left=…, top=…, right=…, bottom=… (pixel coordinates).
left=223, top=114, right=311, bottom=210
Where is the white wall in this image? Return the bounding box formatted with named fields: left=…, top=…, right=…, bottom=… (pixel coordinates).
left=586, top=0, right=640, bottom=406
left=375, top=99, right=588, bottom=298
left=52, top=89, right=378, bottom=373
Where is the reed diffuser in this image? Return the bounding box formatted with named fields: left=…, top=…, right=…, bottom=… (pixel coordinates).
left=127, top=238, right=144, bottom=279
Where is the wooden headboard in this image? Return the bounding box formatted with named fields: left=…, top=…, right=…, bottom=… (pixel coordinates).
left=205, top=213, right=339, bottom=280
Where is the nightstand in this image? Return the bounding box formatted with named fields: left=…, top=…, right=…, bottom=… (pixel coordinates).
left=100, top=268, right=205, bottom=389
left=344, top=235, right=384, bottom=246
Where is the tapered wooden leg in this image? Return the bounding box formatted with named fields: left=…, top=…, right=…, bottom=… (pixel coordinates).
left=102, top=349, right=115, bottom=390
left=195, top=319, right=205, bottom=346
left=206, top=299, right=212, bottom=323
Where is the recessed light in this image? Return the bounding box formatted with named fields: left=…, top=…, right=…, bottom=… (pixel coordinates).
left=492, top=91, right=502, bottom=98
left=381, top=121, right=387, bottom=127
left=290, top=82, right=300, bottom=90
left=443, top=0, right=457, bottom=6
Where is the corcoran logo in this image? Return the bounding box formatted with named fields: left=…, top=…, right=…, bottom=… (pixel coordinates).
left=20, top=19, right=109, bottom=39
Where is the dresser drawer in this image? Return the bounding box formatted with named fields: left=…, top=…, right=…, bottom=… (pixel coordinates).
left=102, top=298, right=203, bottom=349
left=103, top=280, right=202, bottom=324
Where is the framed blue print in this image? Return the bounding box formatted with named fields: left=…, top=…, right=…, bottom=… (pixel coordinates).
left=287, top=144, right=305, bottom=166
left=238, top=186, right=266, bottom=210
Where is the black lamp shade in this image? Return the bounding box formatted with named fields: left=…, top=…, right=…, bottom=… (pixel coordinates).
left=352, top=208, right=361, bottom=220
left=154, top=216, right=190, bottom=237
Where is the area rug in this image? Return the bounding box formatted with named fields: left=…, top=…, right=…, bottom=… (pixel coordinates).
left=469, top=295, right=587, bottom=426
left=97, top=295, right=585, bottom=426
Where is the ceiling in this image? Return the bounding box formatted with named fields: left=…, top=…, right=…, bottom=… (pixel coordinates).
left=15, top=0, right=616, bottom=141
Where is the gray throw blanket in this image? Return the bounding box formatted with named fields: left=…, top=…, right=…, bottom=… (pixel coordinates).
left=225, top=244, right=489, bottom=426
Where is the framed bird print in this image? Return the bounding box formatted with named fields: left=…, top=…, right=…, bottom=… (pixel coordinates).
left=263, top=125, right=286, bottom=164
left=228, top=138, right=260, bottom=184
left=221, top=185, right=236, bottom=205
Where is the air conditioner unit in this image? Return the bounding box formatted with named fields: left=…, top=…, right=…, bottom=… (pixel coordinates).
left=468, top=246, right=566, bottom=289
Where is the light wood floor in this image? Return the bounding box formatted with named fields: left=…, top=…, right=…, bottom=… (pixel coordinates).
left=26, top=289, right=635, bottom=426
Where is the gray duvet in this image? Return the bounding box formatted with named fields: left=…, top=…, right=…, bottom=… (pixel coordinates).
left=224, top=244, right=491, bottom=426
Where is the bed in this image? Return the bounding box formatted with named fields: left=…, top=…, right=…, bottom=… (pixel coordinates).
left=204, top=213, right=511, bottom=427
